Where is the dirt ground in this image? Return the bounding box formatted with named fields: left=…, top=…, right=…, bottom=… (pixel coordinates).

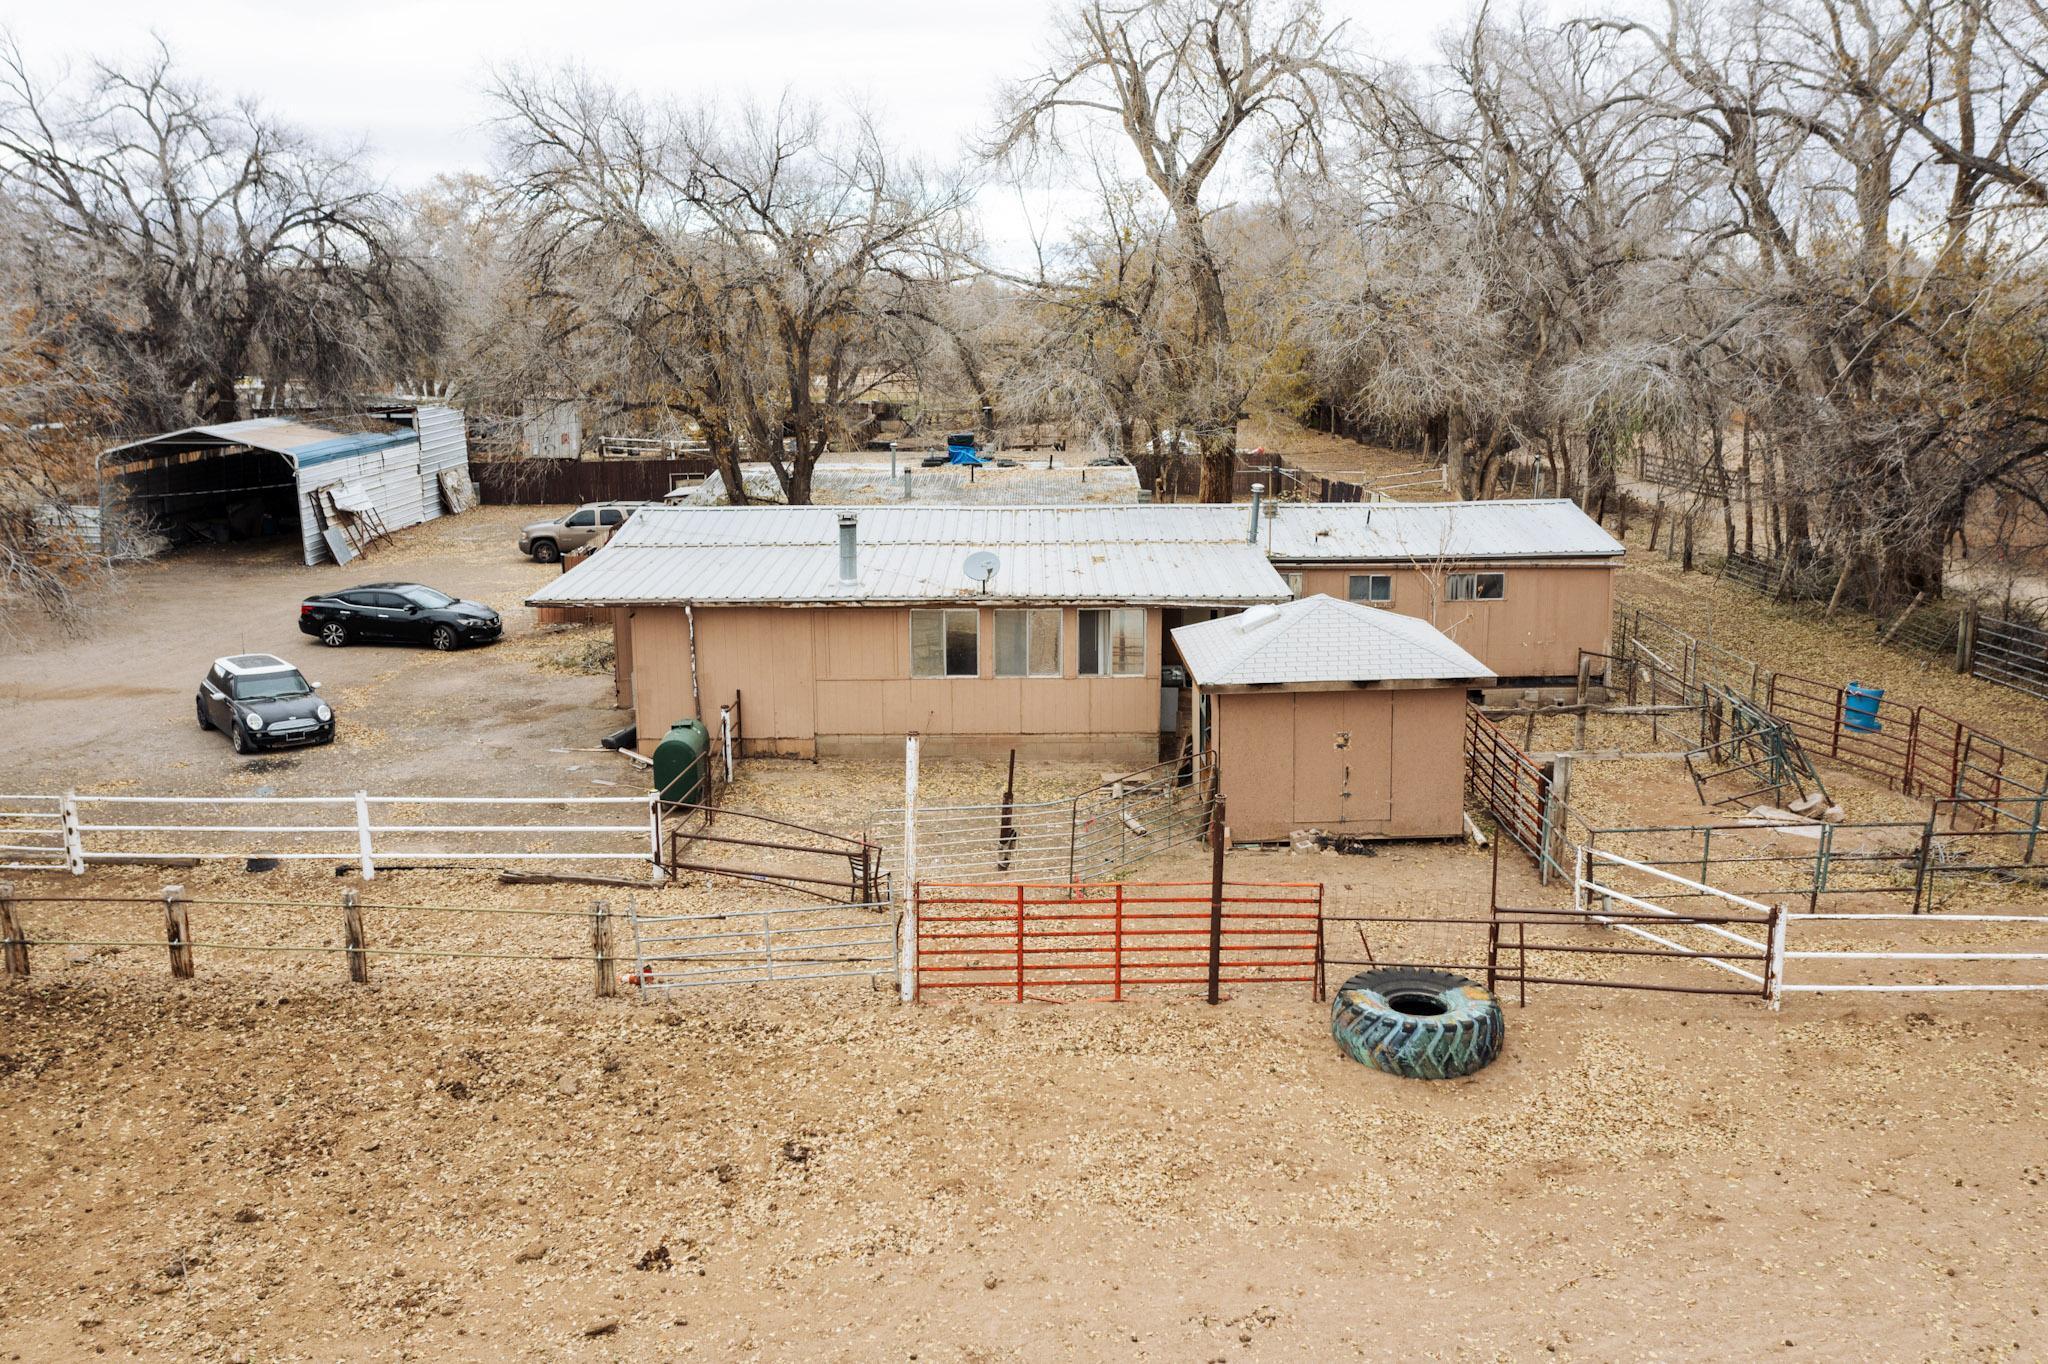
left=5, top=481, right=2048, bottom=1361
left=0, top=507, right=629, bottom=799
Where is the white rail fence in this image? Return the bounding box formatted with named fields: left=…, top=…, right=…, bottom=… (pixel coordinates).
left=1, top=791, right=663, bottom=881
left=1574, top=846, right=2048, bottom=1005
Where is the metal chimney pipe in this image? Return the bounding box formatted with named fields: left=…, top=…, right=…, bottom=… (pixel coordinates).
left=837, top=513, right=858, bottom=582
left=1247, top=483, right=1264, bottom=543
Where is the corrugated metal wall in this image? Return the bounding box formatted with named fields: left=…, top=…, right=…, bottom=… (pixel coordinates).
left=289, top=409, right=470, bottom=565
left=413, top=405, right=471, bottom=512
left=295, top=440, right=427, bottom=566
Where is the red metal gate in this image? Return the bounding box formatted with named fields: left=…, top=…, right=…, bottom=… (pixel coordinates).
left=912, top=881, right=1322, bottom=1001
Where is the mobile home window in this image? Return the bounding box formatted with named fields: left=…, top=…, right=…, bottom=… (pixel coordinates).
left=995, top=608, right=1062, bottom=677
left=1078, top=608, right=1145, bottom=677
left=1283, top=572, right=1305, bottom=599
left=911, top=608, right=980, bottom=678
left=1447, top=571, right=1506, bottom=602
left=1346, top=573, right=1392, bottom=604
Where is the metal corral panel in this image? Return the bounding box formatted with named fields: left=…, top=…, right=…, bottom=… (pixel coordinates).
left=1261, top=499, right=1624, bottom=562
left=530, top=504, right=1291, bottom=607
left=294, top=438, right=427, bottom=566
left=1171, top=594, right=1495, bottom=687
left=412, top=405, right=471, bottom=515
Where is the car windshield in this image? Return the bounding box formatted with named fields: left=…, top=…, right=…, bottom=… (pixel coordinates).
left=397, top=585, right=455, bottom=608
left=232, top=671, right=310, bottom=701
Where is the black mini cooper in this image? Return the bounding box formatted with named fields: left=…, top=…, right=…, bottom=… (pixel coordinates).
left=196, top=655, right=335, bottom=754
left=299, top=582, right=503, bottom=650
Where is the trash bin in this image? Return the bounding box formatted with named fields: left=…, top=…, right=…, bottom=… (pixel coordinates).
left=1843, top=682, right=1884, bottom=734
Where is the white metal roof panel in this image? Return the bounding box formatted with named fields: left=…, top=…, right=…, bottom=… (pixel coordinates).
left=1260, top=499, right=1623, bottom=562
left=528, top=505, right=1291, bottom=607
left=1171, top=594, right=1496, bottom=687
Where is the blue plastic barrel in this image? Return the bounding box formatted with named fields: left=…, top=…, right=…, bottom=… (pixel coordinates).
left=1843, top=682, right=1884, bottom=734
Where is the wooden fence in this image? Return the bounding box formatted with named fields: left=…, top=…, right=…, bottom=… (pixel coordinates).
left=473, top=457, right=716, bottom=505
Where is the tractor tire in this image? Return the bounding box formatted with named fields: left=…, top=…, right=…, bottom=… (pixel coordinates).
left=1330, top=968, right=1503, bottom=1080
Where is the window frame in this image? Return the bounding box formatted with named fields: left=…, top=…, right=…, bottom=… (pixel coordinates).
left=1283, top=572, right=1305, bottom=599
left=993, top=608, right=1063, bottom=678
left=1447, top=571, right=1507, bottom=602
left=910, top=608, right=981, bottom=679
left=1346, top=573, right=1393, bottom=605
left=1077, top=607, right=1147, bottom=678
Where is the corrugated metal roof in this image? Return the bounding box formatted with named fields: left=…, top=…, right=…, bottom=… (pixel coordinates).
left=1172, top=594, right=1495, bottom=687
left=1260, top=499, right=1623, bottom=561
left=101, top=418, right=413, bottom=468
left=529, top=505, right=1292, bottom=608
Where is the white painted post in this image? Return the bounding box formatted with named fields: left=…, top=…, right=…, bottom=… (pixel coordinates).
left=1765, top=906, right=1787, bottom=1011
left=354, top=791, right=376, bottom=882
left=647, top=795, right=667, bottom=884
left=720, top=706, right=734, bottom=783
left=899, top=732, right=920, bottom=1004
left=60, top=791, right=85, bottom=875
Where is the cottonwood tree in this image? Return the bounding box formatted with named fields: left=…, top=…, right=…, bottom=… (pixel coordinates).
left=0, top=38, right=434, bottom=429
left=491, top=73, right=965, bottom=504
left=992, top=0, right=1363, bottom=500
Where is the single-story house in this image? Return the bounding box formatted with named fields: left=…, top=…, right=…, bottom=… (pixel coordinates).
left=1257, top=499, right=1623, bottom=683
left=528, top=505, right=1293, bottom=764
left=98, top=408, right=471, bottom=566
left=1172, top=595, right=1496, bottom=843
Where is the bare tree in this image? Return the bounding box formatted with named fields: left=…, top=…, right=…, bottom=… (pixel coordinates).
left=491, top=73, right=965, bottom=504
left=992, top=0, right=1362, bottom=500
left=0, top=36, right=436, bottom=428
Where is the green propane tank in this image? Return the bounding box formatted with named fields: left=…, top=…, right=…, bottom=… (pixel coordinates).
left=652, top=719, right=710, bottom=810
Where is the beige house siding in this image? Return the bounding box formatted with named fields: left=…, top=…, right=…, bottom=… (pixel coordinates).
left=1282, top=561, right=1615, bottom=679
left=1211, top=685, right=1468, bottom=843
left=628, top=604, right=1165, bottom=761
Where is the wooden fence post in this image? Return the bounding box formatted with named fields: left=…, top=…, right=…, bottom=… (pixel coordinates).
left=590, top=899, right=618, bottom=998
left=162, top=884, right=193, bottom=979
left=342, top=889, right=369, bottom=984
left=0, top=881, right=27, bottom=978
left=1957, top=602, right=1979, bottom=675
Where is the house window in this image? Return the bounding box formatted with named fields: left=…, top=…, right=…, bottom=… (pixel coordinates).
left=1078, top=608, right=1146, bottom=676
left=1347, top=573, right=1392, bottom=604
left=911, top=609, right=980, bottom=677
left=1283, top=572, right=1305, bottom=599
left=995, top=608, right=1062, bottom=677
left=1447, top=571, right=1506, bottom=601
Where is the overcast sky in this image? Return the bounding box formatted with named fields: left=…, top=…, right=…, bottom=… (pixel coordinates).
left=4, top=0, right=1464, bottom=186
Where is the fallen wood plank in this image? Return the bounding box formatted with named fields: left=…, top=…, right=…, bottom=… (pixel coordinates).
left=498, top=869, right=655, bottom=889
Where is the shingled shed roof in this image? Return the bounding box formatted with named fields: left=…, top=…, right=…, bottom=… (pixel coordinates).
left=1171, top=594, right=1496, bottom=690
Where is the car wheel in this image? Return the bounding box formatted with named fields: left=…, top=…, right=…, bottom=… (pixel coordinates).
left=431, top=624, right=459, bottom=651
left=196, top=696, right=213, bottom=730
left=319, top=621, right=349, bottom=647
left=531, top=540, right=560, bottom=563
left=231, top=723, right=253, bottom=755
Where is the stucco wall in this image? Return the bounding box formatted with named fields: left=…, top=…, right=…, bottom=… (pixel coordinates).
left=1279, top=561, right=1615, bottom=680
left=627, top=604, right=1166, bottom=760
left=1211, top=685, right=1468, bottom=842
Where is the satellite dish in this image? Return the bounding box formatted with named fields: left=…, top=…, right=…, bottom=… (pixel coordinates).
left=964, top=551, right=1001, bottom=590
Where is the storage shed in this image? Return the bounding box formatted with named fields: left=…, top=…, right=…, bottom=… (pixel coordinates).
left=1172, top=594, right=1496, bottom=843
left=97, top=407, right=471, bottom=566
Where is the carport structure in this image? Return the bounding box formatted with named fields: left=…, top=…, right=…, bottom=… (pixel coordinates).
left=1173, top=594, right=1496, bottom=844
left=98, top=408, right=469, bottom=565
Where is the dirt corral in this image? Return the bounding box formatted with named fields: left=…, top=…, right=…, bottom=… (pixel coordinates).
left=3, top=957, right=2044, bottom=1361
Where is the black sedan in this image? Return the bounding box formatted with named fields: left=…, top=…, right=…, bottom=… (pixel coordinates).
left=299, top=582, right=503, bottom=651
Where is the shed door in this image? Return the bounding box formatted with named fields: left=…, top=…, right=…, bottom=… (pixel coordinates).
left=1289, top=692, right=1395, bottom=828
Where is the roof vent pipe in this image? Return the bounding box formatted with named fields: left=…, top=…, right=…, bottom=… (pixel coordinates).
left=1247, top=483, right=1264, bottom=543
left=837, top=513, right=859, bottom=582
